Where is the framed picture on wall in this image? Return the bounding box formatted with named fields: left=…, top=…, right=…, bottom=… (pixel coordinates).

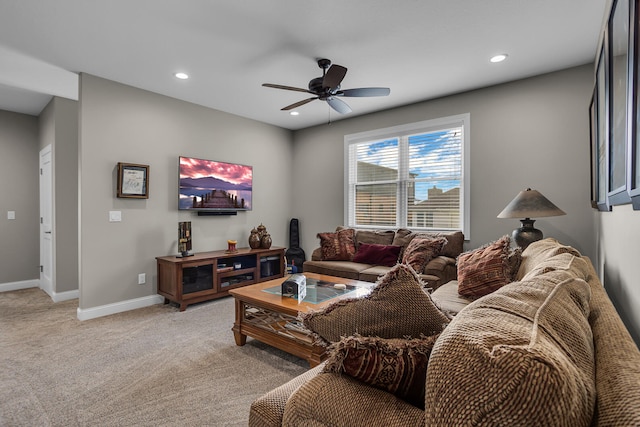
left=607, top=0, right=632, bottom=205
left=590, top=90, right=598, bottom=208
left=593, top=45, right=611, bottom=211
left=117, top=162, right=149, bottom=199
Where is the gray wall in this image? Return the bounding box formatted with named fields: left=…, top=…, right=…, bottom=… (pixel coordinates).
left=78, top=74, right=293, bottom=310
left=292, top=65, right=596, bottom=263
left=598, top=192, right=640, bottom=344
left=0, top=110, right=39, bottom=284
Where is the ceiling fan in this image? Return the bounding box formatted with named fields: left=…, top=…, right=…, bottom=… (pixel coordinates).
left=262, top=58, right=390, bottom=114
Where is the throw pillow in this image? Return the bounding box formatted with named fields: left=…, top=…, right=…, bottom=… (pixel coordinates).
left=352, top=243, right=402, bottom=267
left=391, top=228, right=415, bottom=259
left=323, top=333, right=440, bottom=409
left=300, top=263, right=451, bottom=346
left=317, top=228, right=357, bottom=261
left=457, top=235, right=514, bottom=298
left=401, top=237, right=447, bottom=273
left=415, top=231, right=465, bottom=259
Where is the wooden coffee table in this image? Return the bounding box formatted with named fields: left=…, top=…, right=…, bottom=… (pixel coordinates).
left=229, top=273, right=374, bottom=367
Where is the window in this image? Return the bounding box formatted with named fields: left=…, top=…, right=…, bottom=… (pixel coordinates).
left=344, top=114, right=469, bottom=237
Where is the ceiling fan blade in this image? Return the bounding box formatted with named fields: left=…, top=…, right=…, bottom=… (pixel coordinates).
left=323, top=65, right=347, bottom=90
left=338, top=87, right=390, bottom=97
left=326, top=97, right=352, bottom=114
left=262, top=83, right=313, bottom=94
left=281, top=97, right=317, bottom=111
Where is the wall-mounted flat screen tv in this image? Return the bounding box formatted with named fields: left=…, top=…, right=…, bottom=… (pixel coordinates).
left=179, top=156, right=252, bottom=212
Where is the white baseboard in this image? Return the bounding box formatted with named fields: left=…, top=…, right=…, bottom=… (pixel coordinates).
left=0, top=279, right=39, bottom=292
left=52, top=289, right=79, bottom=302
left=77, top=294, right=164, bottom=321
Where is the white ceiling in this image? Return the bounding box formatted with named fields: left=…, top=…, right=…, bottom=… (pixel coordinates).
left=0, top=0, right=606, bottom=130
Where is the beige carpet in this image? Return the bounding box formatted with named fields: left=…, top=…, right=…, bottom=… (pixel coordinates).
left=0, top=288, right=308, bottom=426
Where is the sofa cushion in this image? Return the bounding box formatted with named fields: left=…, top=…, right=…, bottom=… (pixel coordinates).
left=430, top=280, right=472, bottom=315
left=357, top=265, right=393, bottom=282
left=516, top=237, right=582, bottom=281
left=357, top=265, right=439, bottom=285
left=317, top=228, right=357, bottom=261
left=249, top=364, right=324, bottom=427
left=425, top=271, right=596, bottom=427
left=302, top=260, right=371, bottom=280
left=323, top=334, right=439, bottom=409
left=392, top=230, right=464, bottom=259
left=354, top=229, right=395, bottom=247
left=424, top=231, right=464, bottom=259
left=456, top=236, right=514, bottom=298
left=352, top=243, right=401, bottom=267
left=402, top=237, right=447, bottom=273
left=300, top=264, right=451, bottom=346
left=282, top=371, right=424, bottom=427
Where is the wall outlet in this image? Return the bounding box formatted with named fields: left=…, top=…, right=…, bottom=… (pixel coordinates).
left=138, top=273, right=146, bottom=285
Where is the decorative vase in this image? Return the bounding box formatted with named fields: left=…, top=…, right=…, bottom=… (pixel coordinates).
left=260, top=233, right=272, bottom=249
left=248, top=228, right=261, bottom=249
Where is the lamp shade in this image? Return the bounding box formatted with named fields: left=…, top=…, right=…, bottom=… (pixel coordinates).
left=497, top=188, right=566, bottom=219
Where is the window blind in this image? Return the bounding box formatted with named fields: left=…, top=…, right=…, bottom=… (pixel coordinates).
left=345, top=115, right=468, bottom=234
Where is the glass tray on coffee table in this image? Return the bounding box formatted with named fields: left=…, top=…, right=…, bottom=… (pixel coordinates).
left=262, top=277, right=366, bottom=304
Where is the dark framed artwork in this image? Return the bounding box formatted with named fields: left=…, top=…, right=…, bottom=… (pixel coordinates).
left=117, top=162, right=149, bottom=199
left=630, top=0, right=640, bottom=208
left=594, top=45, right=611, bottom=211
left=607, top=0, right=632, bottom=205
left=590, top=90, right=599, bottom=208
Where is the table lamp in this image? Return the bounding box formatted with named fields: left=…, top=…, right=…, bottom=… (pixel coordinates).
left=497, top=188, right=566, bottom=249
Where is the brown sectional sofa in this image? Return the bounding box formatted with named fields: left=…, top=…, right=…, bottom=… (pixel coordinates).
left=250, top=238, right=640, bottom=426
left=302, top=228, right=464, bottom=289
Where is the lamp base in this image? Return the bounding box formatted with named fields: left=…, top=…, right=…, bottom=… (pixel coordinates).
left=512, top=218, right=543, bottom=250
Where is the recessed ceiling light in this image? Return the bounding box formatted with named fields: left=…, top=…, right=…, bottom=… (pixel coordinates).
left=490, top=54, right=508, bottom=63
left=289, top=111, right=299, bottom=116
left=174, top=72, right=189, bottom=80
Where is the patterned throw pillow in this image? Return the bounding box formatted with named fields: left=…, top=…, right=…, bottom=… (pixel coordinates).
left=352, top=243, right=402, bottom=267
left=301, top=264, right=451, bottom=345
left=457, top=235, right=515, bottom=298
left=401, top=237, right=448, bottom=273
left=317, top=228, right=357, bottom=261
left=323, top=333, right=440, bottom=409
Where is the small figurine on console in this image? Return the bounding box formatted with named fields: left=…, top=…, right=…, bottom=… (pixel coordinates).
left=226, top=239, right=238, bottom=253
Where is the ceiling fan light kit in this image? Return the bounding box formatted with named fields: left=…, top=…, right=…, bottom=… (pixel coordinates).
left=262, top=58, right=390, bottom=114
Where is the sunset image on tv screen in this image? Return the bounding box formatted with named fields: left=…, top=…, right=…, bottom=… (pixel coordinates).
left=179, top=156, right=252, bottom=210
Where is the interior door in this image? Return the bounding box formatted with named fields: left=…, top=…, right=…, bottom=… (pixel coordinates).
left=39, top=145, right=53, bottom=296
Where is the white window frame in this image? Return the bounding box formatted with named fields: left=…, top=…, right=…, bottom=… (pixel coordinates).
left=344, top=113, right=470, bottom=238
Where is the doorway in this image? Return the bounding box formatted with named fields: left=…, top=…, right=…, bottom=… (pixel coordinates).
left=39, top=145, right=53, bottom=296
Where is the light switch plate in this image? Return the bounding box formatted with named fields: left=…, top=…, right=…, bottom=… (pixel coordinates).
left=109, top=211, right=122, bottom=222
left=7, top=211, right=15, bottom=220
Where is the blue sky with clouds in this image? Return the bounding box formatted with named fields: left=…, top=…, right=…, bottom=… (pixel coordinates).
left=357, top=128, right=461, bottom=201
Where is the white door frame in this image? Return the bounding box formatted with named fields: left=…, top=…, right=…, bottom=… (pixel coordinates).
left=39, top=145, right=54, bottom=297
